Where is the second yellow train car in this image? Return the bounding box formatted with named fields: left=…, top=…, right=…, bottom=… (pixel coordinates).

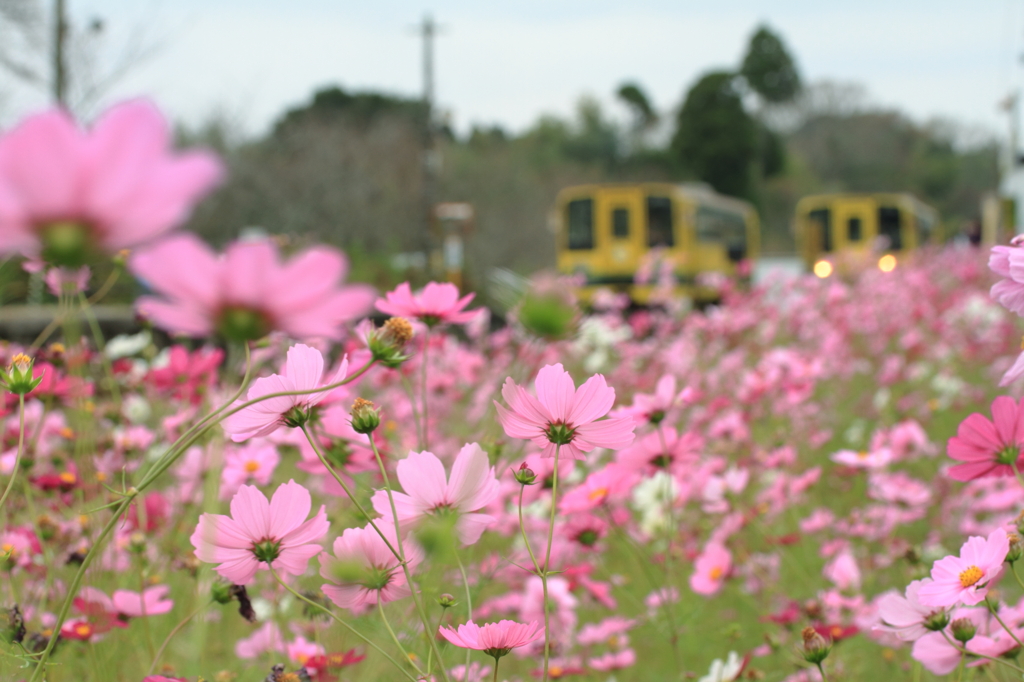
left=794, top=193, right=939, bottom=278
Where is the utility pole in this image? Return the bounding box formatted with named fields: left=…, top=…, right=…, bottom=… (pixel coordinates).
left=416, top=14, right=441, bottom=275
left=53, top=0, right=67, bottom=106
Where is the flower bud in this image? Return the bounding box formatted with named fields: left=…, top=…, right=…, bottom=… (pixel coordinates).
left=513, top=462, right=537, bottom=486
left=800, top=627, right=831, bottom=665
left=923, top=610, right=950, bottom=632
left=437, top=593, right=458, bottom=609
left=1008, top=534, right=1024, bottom=564
left=951, top=617, right=976, bottom=644
left=350, top=398, right=381, bottom=435
left=211, top=582, right=235, bottom=605
left=2, top=354, right=43, bottom=396
left=369, top=318, right=414, bottom=368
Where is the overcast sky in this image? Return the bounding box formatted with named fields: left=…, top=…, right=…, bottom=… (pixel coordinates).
left=1, top=0, right=1022, bottom=141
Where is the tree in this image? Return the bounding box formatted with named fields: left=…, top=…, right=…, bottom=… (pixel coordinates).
left=672, top=71, right=757, bottom=198
left=616, top=82, right=657, bottom=130
left=740, top=25, right=801, bottom=104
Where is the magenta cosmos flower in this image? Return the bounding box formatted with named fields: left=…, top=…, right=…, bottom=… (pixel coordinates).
left=190, top=480, right=328, bottom=585
left=223, top=344, right=348, bottom=442
left=130, top=233, right=374, bottom=342
left=319, top=524, right=422, bottom=612
left=917, top=529, right=1009, bottom=607
left=946, top=396, right=1024, bottom=481
left=439, top=620, right=544, bottom=660
left=370, top=443, right=499, bottom=545
left=494, top=363, right=635, bottom=459
left=0, top=100, right=222, bottom=265
left=375, top=281, right=479, bottom=326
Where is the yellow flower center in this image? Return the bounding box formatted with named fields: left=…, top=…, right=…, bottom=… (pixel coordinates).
left=59, top=471, right=76, bottom=484
left=549, top=666, right=564, bottom=678
left=588, top=487, right=609, bottom=502
left=74, top=623, right=91, bottom=636
left=1, top=543, right=14, bottom=555
left=709, top=566, right=724, bottom=580
left=857, top=451, right=869, bottom=459
left=959, top=565, right=984, bottom=588
left=244, top=460, right=260, bottom=473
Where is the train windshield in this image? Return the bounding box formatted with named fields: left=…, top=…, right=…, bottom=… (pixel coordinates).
left=878, top=207, right=902, bottom=251
left=567, top=198, right=594, bottom=250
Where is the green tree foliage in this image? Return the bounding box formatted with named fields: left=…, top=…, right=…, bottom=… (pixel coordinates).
left=273, top=86, right=427, bottom=135
left=672, top=71, right=758, bottom=198
left=617, top=82, right=657, bottom=129
left=741, top=25, right=802, bottom=104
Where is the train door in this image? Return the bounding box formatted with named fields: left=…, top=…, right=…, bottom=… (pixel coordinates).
left=833, top=198, right=875, bottom=253
left=597, top=188, right=645, bottom=280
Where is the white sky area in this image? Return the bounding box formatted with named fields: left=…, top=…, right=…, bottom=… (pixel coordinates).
left=1, top=0, right=1023, bottom=142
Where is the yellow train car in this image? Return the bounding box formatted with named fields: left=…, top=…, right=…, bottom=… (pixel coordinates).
left=794, top=193, right=939, bottom=278
left=554, top=183, right=760, bottom=303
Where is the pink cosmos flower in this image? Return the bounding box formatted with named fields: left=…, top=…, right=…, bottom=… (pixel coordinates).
left=44, top=266, right=90, bottom=296
left=370, top=443, right=499, bottom=545
left=319, top=524, right=422, bottom=611
left=130, top=233, right=374, bottom=342
left=918, top=529, right=1009, bottom=607
left=439, top=620, right=544, bottom=659
left=190, top=480, right=329, bottom=585
left=375, top=281, right=479, bottom=326
left=588, top=649, right=637, bottom=671
left=111, top=585, right=174, bottom=617
left=690, top=543, right=732, bottom=596
left=875, top=579, right=948, bottom=642
left=822, top=550, right=861, bottom=591
left=220, top=441, right=280, bottom=500
left=990, top=244, right=1024, bottom=316
left=0, top=100, right=222, bottom=262
left=235, top=621, right=285, bottom=659
left=946, top=396, right=1024, bottom=481
left=222, top=344, right=348, bottom=442
left=494, top=363, right=635, bottom=459
left=613, top=374, right=693, bottom=425
left=146, top=345, right=223, bottom=405
left=830, top=448, right=893, bottom=469
left=558, top=463, right=638, bottom=514
left=287, top=636, right=326, bottom=668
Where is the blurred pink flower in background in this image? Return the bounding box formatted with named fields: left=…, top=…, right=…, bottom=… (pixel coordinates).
left=235, top=621, right=285, bottom=659
left=191, top=480, right=328, bottom=585
left=439, top=619, right=544, bottom=658
left=690, top=543, right=732, bottom=595
left=918, top=529, right=1009, bottom=607
left=370, top=442, right=499, bottom=545
left=223, top=344, right=348, bottom=441
left=495, top=363, right=635, bottom=459
left=111, top=585, right=174, bottom=617
left=376, top=281, right=480, bottom=326
left=875, top=579, right=946, bottom=641
left=43, top=266, right=90, bottom=296
left=0, top=100, right=222, bottom=263
left=319, top=524, right=422, bottom=611
left=130, top=233, right=374, bottom=342
left=220, top=441, right=280, bottom=499
left=946, top=396, right=1024, bottom=481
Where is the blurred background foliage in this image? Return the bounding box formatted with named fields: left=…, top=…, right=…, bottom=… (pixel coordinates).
left=2, top=23, right=993, bottom=303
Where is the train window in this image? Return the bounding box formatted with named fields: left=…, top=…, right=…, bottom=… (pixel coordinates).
left=848, top=217, right=862, bottom=241
left=697, top=206, right=747, bottom=250
left=647, top=197, right=674, bottom=247
left=612, top=208, right=629, bottom=238
left=567, top=199, right=594, bottom=250
left=809, top=209, right=832, bottom=252
left=916, top=213, right=934, bottom=245
left=878, top=207, right=902, bottom=250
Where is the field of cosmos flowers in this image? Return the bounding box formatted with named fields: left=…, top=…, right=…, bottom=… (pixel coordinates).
left=4, top=101, right=1024, bottom=682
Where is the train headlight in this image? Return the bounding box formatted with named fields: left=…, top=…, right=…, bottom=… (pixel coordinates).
left=813, top=260, right=833, bottom=278
left=878, top=254, right=897, bottom=272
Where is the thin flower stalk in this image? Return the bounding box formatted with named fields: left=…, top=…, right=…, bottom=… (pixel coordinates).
left=541, top=443, right=561, bottom=682
left=0, top=395, right=26, bottom=513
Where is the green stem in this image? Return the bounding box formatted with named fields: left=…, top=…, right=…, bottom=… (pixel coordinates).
left=28, top=266, right=121, bottom=353
left=268, top=566, right=418, bottom=682
left=400, top=373, right=423, bottom=450
left=420, top=326, right=430, bottom=451
left=425, top=606, right=449, bottom=676
left=816, top=661, right=831, bottom=682
left=492, top=656, right=501, bottom=682
left=1012, top=562, right=1024, bottom=592
left=988, top=601, right=1024, bottom=650
left=456, top=551, right=474, bottom=671
left=517, top=485, right=543, bottom=576
left=378, top=600, right=423, bottom=675
left=0, top=395, right=26, bottom=514
left=367, top=431, right=452, bottom=682
left=1012, top=461, right=1024, bottom=491
left=79, top=292, right=122, bottom=410
left=541, top=444, right=561, bottom=682
left=147, top=601, right=210, bottom=675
